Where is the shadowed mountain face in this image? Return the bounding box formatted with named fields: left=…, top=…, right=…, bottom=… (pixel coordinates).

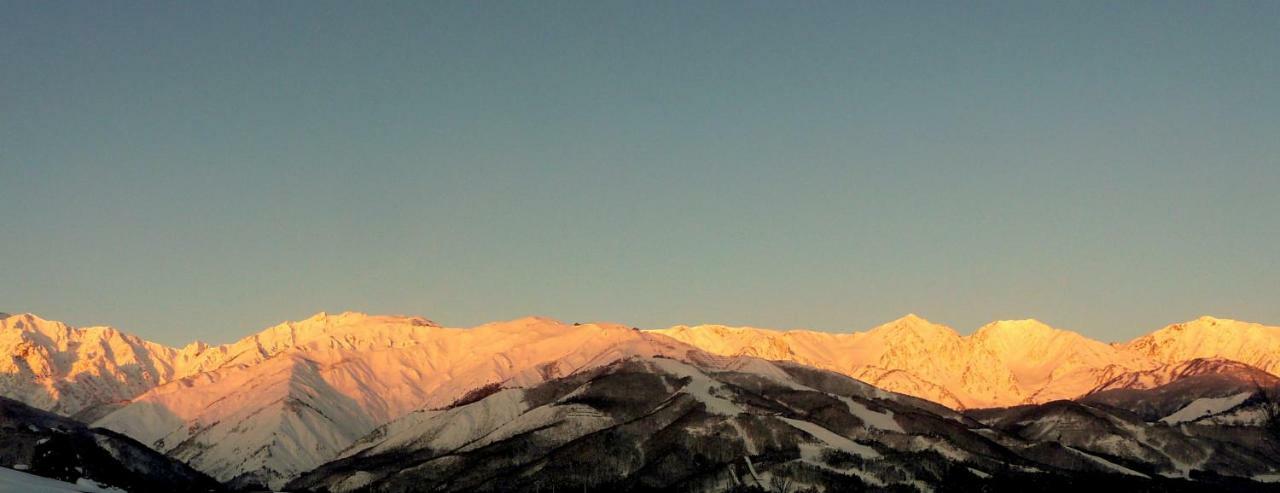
left=0, top=395, right=223, bottom=492
left=1079, top=358, right=1280, bottom=422
left=288, top=356, right=1280, bottom=493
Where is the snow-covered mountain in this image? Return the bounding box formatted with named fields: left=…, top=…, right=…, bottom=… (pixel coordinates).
left=656, top=315, right=1280, bottom=409
left=0, top=395, right=221, bottom=492
left=0, top=313, right=183, bottom=417
left=92, top=313, right=701, bottom=489
left=291, top=354, right=1280, bottom=492
left=5, top=310, right=1280, bottom=489
left=1080, top=358, right=1280, bottom=423
left=1125, top=316, right=1280, bottom=375
left=289, top=354, right=973, bottom=492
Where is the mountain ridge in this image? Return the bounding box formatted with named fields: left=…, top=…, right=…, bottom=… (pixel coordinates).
left=6, top=310, right=1280, bottom=415
left=5, top=310, right=1280, bottom=488
left=655, top=314, right=1280, bottom=409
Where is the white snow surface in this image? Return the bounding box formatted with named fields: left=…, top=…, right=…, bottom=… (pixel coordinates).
left=840, top=396, right=904, bottom=433
left=794, top=443, right=885, bottom=486
left=1160, top=392, right=1253, bottom=424
left=646, top=358, right=744, bottom=416
left=0, top=467, right=125, bottom=493
left=1064, top=446, right=1149, bottom=478
left=780, top=417, right=879, bottom=458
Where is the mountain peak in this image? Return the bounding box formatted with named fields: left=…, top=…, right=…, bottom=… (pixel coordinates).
left=973, top=319, right=1061, bottom=339
left=231, top=312, right=440, bottom=355
left=868, top=313, right=958, bottom=338
left=1162, top=316, right=1261, bottom=334
left=0, top=312, right=73, bottom=338
left=181, top=340, right=209, bottom=353
left=897, top=313, right=926, bottom=324
left=0, top=312, right=49, bottom=324
left=513, top=315, right=563, bottom=325
left=877, top=313, right=935, bottom=328
left=301, top=310, right=375, bottom=324
left=477, top=315, right=568, bottom=331
left=1185, top=315, right=1255, bottom=327
left=299, top=311, right=437, bottom=329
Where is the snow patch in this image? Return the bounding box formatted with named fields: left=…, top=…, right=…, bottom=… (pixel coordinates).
left=795, top=443, right=884, bottom=486
left=331, top=471, right=379, bottom=493
left=779, top=417, right=879, bottom=458
left=0, top=467, right=127, bottom=493
left=726, top=419, right=758, bottom=455
left=839, top=397, right=904, bottom=433
left=1064, top=446, right=1149, bottom=478
left=1160, top=392, right=1253, bottom=424
left=908, top=436, right=968, bottom=462
left=648, top=358, right=743, bottom=416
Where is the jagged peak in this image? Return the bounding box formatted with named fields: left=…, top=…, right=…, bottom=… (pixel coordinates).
left=181, top=340, right=210, bottom=353
left=301, top=310, right=371, bottom=324
left=0, top=312, right=75, bottom=337
left=0, top=312, right=52, bottom=325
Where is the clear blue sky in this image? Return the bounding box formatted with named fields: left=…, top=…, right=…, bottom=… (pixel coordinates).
left=3, top=1, right=1277, bottom=345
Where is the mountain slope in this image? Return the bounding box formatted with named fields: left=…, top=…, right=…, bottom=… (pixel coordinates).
left=0, top=311, right=444, bottom=420
left=290, top=355, right=1008, bottom=492
left=93, top=315, right=699, bottom=489
left=0, top=313, right=181, bottom=416
left=1126, top=317, right=1280, bottom=375
left=0, top=395, right=222, bottom=492
left=0, top=466, right=126, bottom=493
left=1079, top=358, right=1280, bottom=423
left=292, top=355, right=1280, bottom=493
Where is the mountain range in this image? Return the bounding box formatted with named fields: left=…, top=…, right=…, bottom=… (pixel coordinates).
left=656, top=315, right=1280, bottom=409
left=3, top=311, right=1280, bottom=491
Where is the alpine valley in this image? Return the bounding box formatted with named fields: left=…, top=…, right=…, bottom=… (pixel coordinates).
left=3, top=311, right=1280, bottom=492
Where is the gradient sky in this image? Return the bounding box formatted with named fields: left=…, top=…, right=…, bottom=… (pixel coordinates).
left=3, top=1, right=1278, bottom=345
